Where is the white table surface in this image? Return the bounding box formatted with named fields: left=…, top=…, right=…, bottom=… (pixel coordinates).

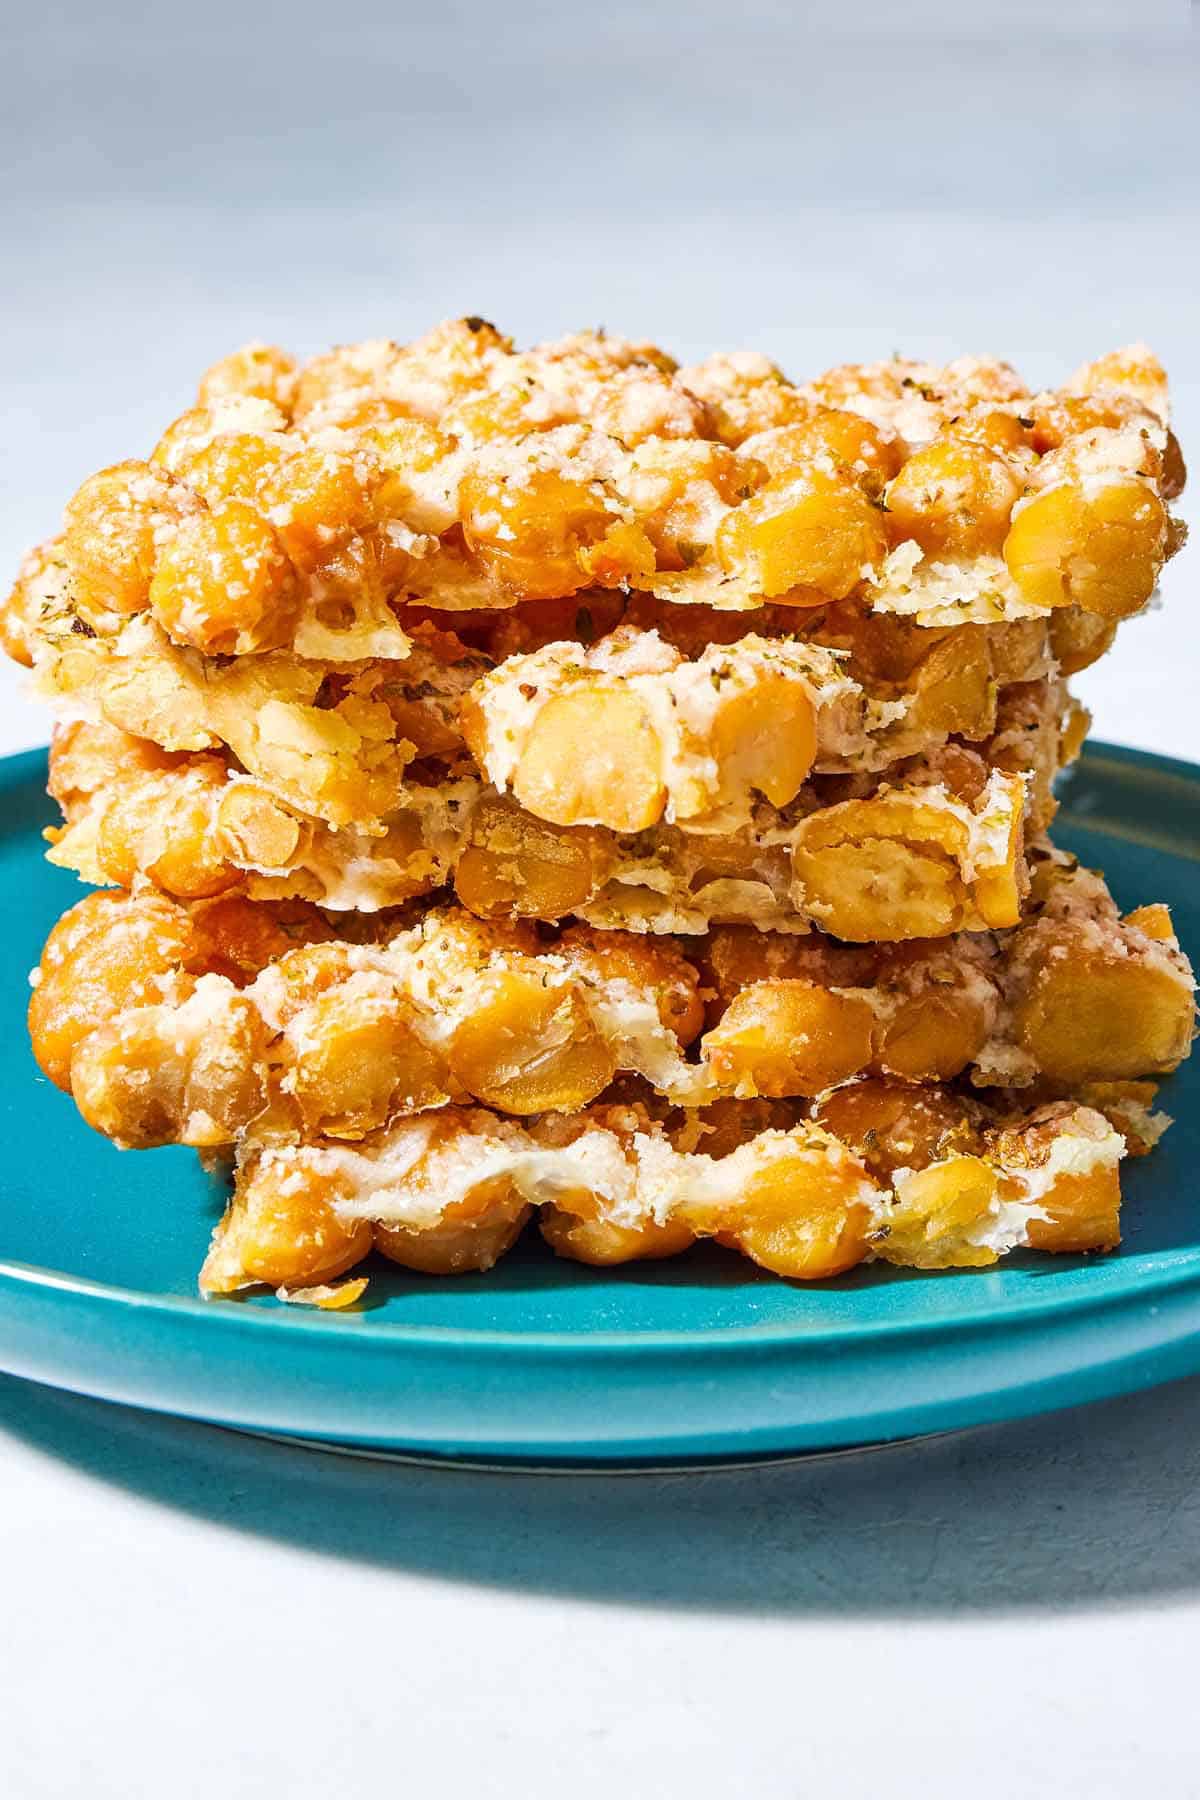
left=3, top=6, right=1199, bottom=1795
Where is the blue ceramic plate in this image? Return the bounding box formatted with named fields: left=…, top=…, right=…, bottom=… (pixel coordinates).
left=1, top=743, right=1197, bottom=1466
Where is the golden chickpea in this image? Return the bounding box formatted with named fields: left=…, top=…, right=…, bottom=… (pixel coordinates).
left=376, top=1181, right=531, bottom=1274
left=1003, top=478, right=1169, bottom=618
left=703, top=981, right=877, bottom=1096
left=629, top=440, right=759, bottom=570
left=71, top=992, right=269, bottom=1149
left=679, top=352, right=814, bottom=446
left=172, top=431, right=289, bottom=508
left=875, top=1156, right=1004, bottom=1269
left=710, top=1148, right=875, bottom=1279
left=256, top=442, right=380, bottom=572
left=151, top=400, right=290, bottom=477
left=384, top=317, right=511, bottom=419
left=460, top=467, right=620, bottom=600
left=812, top=1078, right=978, bottom=1180
left=291, top=340, right=400, bottom=420
left=799, top=838, right=956, bottom=940
left=149, top=500, right=300, bottom=655
left=700, top=927, right=877, bottom=1012
left=509, top=687, right=667, bottom=832
left=705, top=671, right=818, bottom=811
left=577, top=519, right=657, bottom=588
left=1013, top=940, right=1195, bottom=1083
left=447, top=972, right=617, bottom=1113
left=28, top=890, right=194, bottom=1090
left=95, top=761, right=239, bottom=899
left=366, top=417, right=462, bottom=534
left=1024, top=1163, right=1122, bottom=1255
left=285, top=988, right=453, bottom=1138
left=454, top=797, right=613, bottom=922
left=558, top=924, right=706, bottom=1045
left=884, top=438, right=1021, bottom=556
left=1, top=542, right=61, bottom=667
left=742, top=409, right=902, bottom=496
left=1071, top=345, right=1169, bottom=419
left=873, top=962, right=992, bottom=1082
left=540, top=1201, right=694, bottom=1266
left=1029, top=393, right=1138, bottom=456
left=1047, top=607, right=1118, bottom=674
left=905, top=631, right=995, bottom=739
left=1123, top=902, right=1176, bottom=942
left=204, top=1163, right=373, bottom=1293
left=715, top=469, right=887, bottom=600
left=197, top=343, right=298, bottom=413
left=442, top=386, right=543, bottom=443
left=188, top=894, right=331, bottom=986
left=62, top=460, right=194, bottom=625
left=1028, top=392, right=1185, bottom=501
left=945, top=407, right=1033, bottom=456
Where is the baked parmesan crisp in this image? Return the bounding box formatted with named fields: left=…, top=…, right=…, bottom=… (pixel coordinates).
left=5, top=321, right=1194, bottom=1304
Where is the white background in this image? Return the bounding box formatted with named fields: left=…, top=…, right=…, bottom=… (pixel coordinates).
left=2, top=4, right=1199, bottom=1795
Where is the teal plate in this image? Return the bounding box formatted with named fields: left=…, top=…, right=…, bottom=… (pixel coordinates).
left=1, top=743, right=1198, bottom=1467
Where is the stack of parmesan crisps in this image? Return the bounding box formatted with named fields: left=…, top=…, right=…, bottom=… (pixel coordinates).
left=5, top=319, right=1196, bottom=1308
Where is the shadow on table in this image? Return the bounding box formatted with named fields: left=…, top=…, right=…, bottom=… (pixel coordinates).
left=5, top=1368, right=1200, bottom=1618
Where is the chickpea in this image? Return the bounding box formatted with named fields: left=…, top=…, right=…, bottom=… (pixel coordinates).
left=284, top=987, right=453, bottom=1138
left=62, top=460, right=194, bottom=626
left=558, top=923, right=706, bottom=1045
left=188, top=894, right=331, bottom=986
left=876, top=1157, right=1003, bottom=1269
left=447, top=972, right=616, bottom=1113
left=715, top=469, right=887, bottom=600
left=460, top=467, right=620, bottom=600
left=707, top=1146, right=876, bottom=1279
left=700, top=926, right=877, bottom=1012
left=904, top=631, right=996, bottom=739
left=2, top=543, right=60, bottom=667
left=1004, top=478, right=1169, bottom=618
left=873, top=966, right=992, bottom=1082
left=1024, top=1163, right=1121, bottom=1254
left=368, top=417, right=460, bottom=534
left=71, top=991, right=268, bottom=1149
left=1123, top=902, right=1176, bottom=943
left=1047, top=606, right=1117, bottom=675
left=812, top=1079, right=979, bottom=1181
left=197, top=343, right=298, bottom=413
left=742, top=409, right=902, bottom=496
left=945, top=407, right=1033, bottom=456
left=454, top=796, right=613, bottom=922
left=291, top=340, right=400, bottom=420
left=1071, top=345, right=1169, bottom=420
left=95, top=760, right=239, bottom=899
left=376, top=1181, right=531, bottom=1274
left=703, top=981, right=877, bottom=1096
left=510, top=687, right=667, bottom=832
left=884, top=438, right=1021, bottom=556
left=256, top=442, right=380, bottom=572
left=540, top=1201, right=694, bottom=1265
left=792, top=832, right=964, bottom=941
left=172, top=431, right=289, bottom=508
left=214, top=785, right=305, bottom=874
left=201, top=1162, right=373, bottom=1294
left=28, top=890, right=193, bottom=1090
left=678, top=351, right=814, bottom=446
left=151, top=400, right=289, bottom=479
left=706, top=673, right=818, bottom=811
left=149, top=500, right=300, bottom=654
left=1013, top=941, right=1195, bottom=1083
